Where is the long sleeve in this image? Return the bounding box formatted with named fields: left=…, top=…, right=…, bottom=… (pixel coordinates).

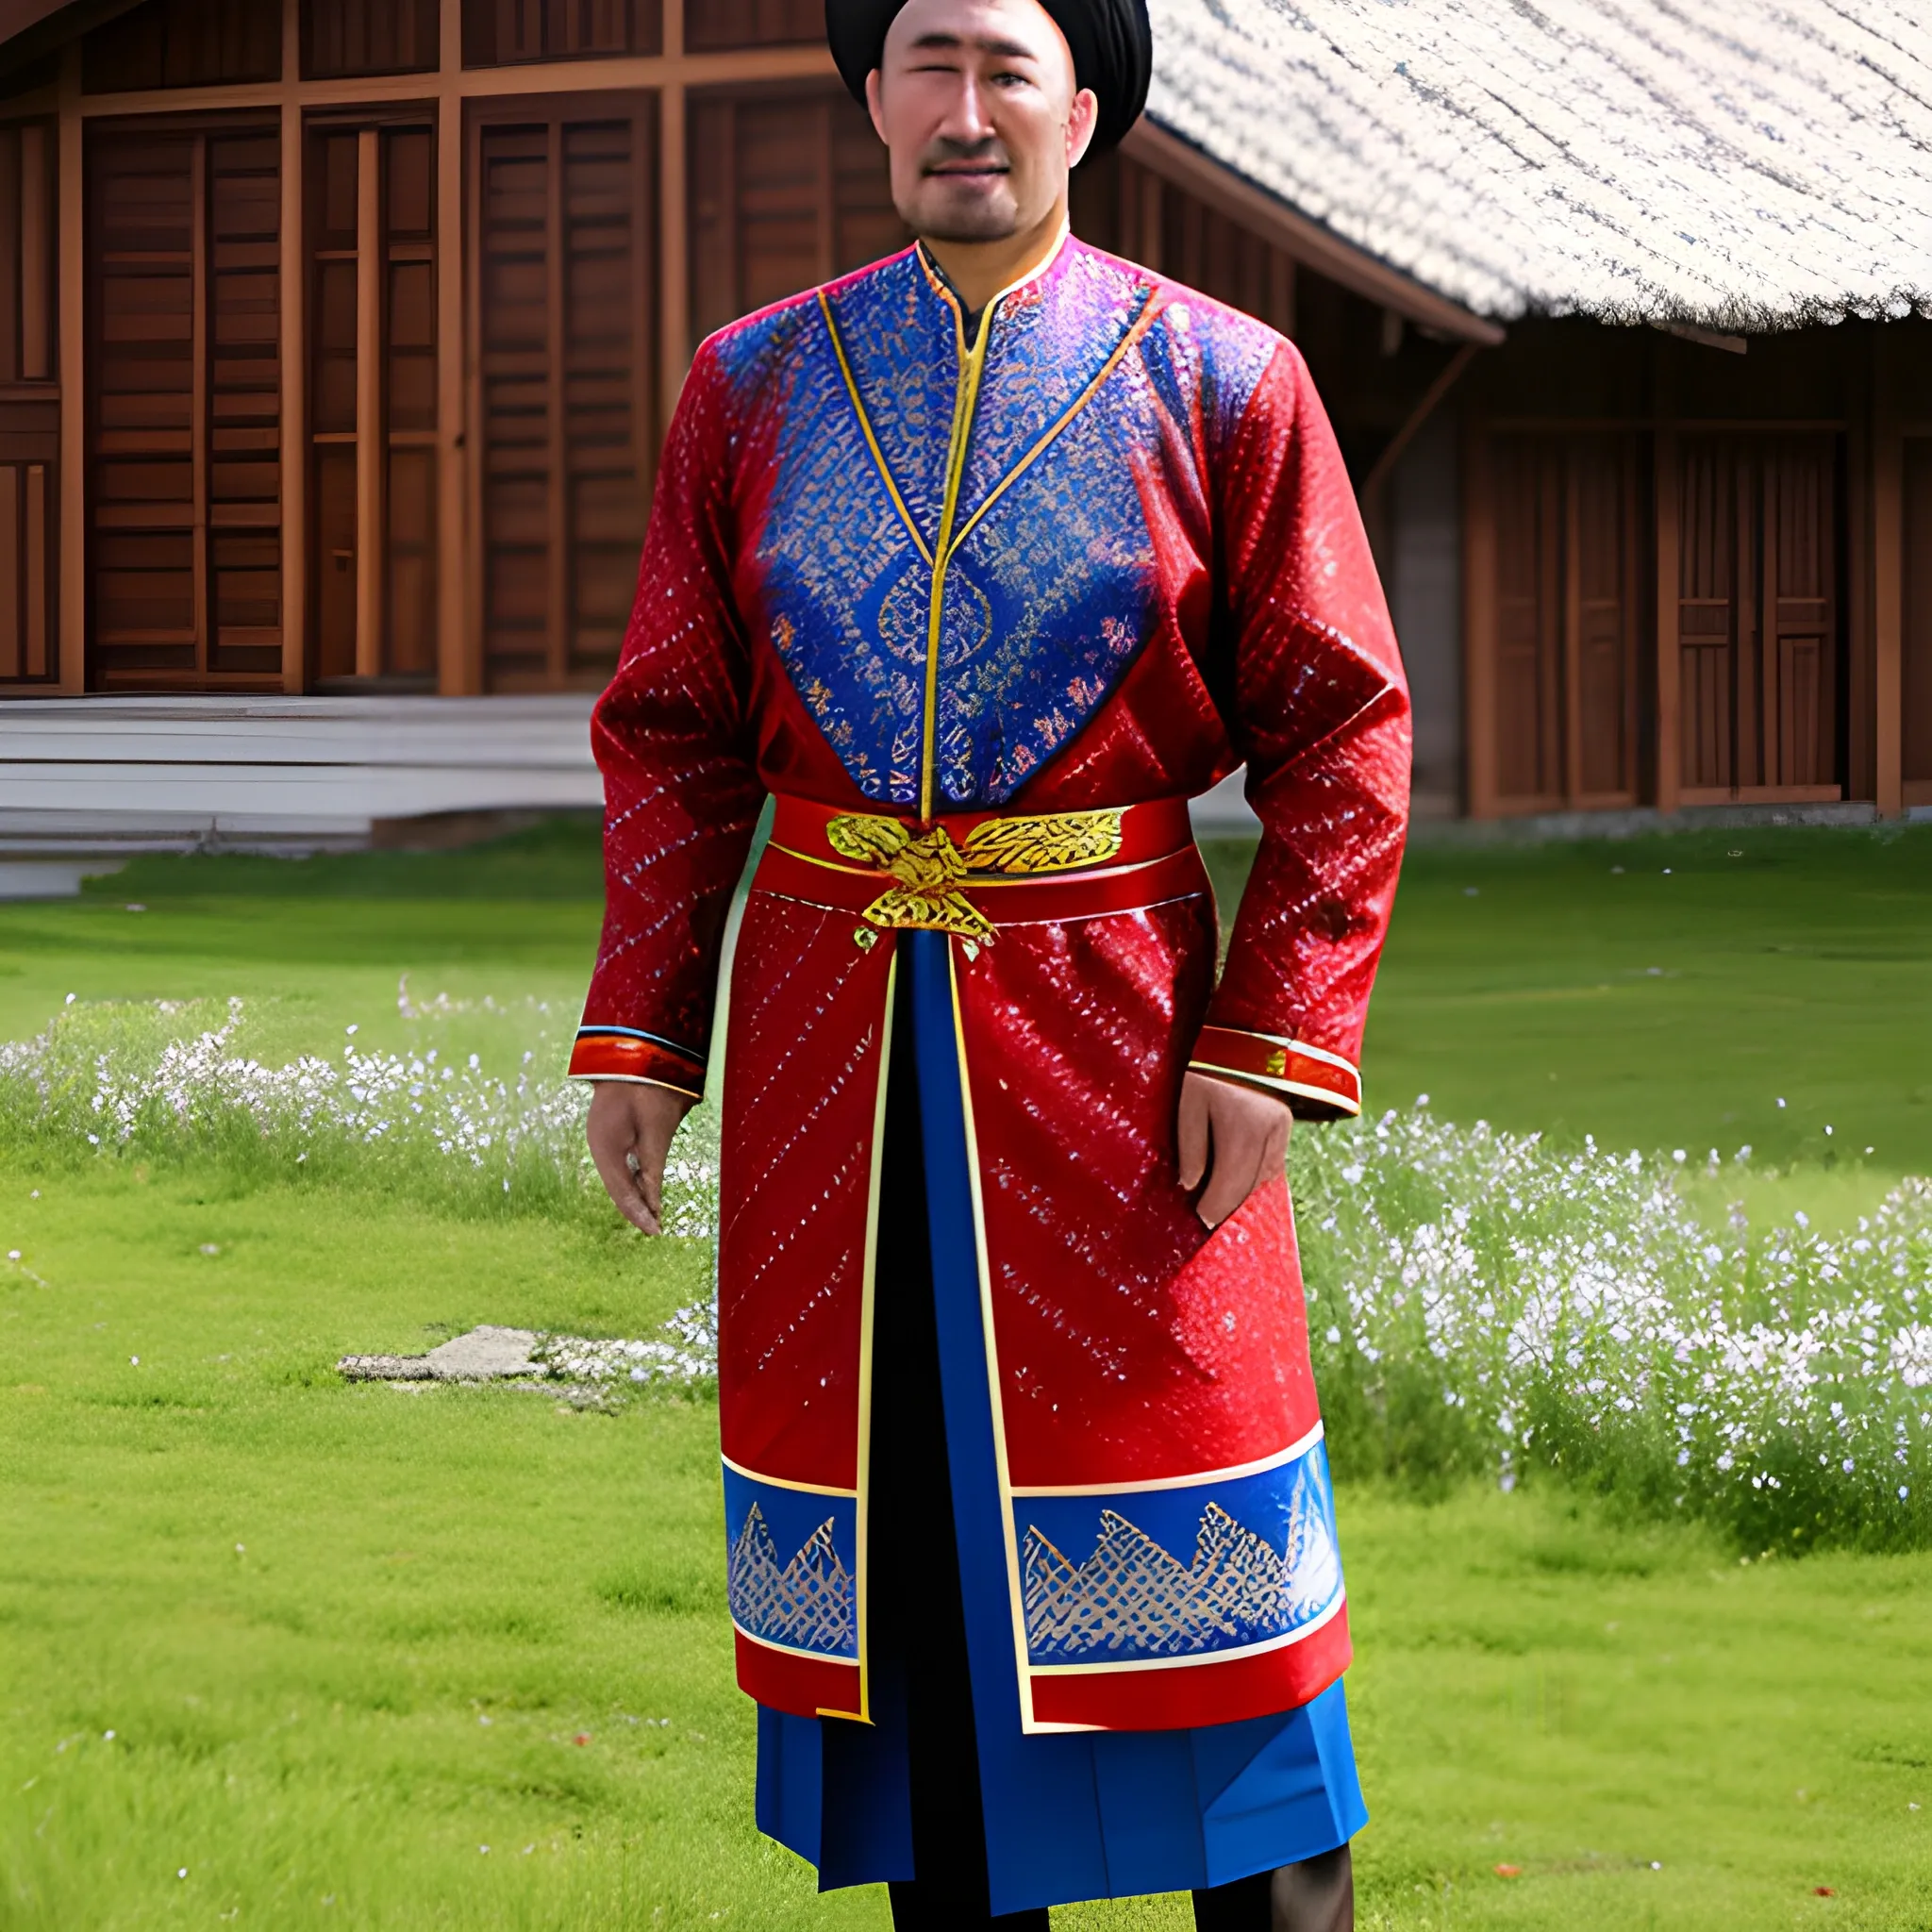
left=1188, top=342, right=1411, bottom=1120
left=569, top=345, right=767, bottom=1098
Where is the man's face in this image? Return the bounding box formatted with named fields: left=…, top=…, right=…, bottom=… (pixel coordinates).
left=867, top=0, right=1097, bottom=245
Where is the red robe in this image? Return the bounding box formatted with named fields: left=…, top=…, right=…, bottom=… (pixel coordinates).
left=573, top=234, right=1410, bottom=1735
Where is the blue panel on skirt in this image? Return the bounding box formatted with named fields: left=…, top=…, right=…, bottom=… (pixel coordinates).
left=722, top=1465, right=858, bottom=1661
left=1017, top=1439, right=1345, bottom=1666
left=750, top=933, right=1367, bottom=1910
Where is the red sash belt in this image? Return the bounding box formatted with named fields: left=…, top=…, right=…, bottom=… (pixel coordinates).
left=758, top=794, right=1204, bottom=938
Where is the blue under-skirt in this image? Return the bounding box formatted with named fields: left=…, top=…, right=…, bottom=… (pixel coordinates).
left=748, top=931, right=1366, bottom=1915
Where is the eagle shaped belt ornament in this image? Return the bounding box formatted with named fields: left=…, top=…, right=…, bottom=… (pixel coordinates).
left=824, top=808, right=1126, bottom=943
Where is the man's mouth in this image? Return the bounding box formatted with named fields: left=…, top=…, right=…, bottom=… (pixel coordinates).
left=926, top=162, right=1008, bottom=181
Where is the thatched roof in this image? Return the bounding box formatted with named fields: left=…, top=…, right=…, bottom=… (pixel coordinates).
left=1147, top=0, right=1932, bottom=330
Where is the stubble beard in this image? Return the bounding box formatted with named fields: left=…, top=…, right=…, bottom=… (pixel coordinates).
left=908, top=194, right=1022, bottom=244
left=901, top=142, right=1023, bottom=245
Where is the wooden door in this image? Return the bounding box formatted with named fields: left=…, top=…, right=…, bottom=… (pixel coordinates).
left=471, top=96, right=656, bottom=691
left=1677, top=434, right=1840, bottom=801
left=87, top=121, right=283, bottom=690
left=688, top=84, right=904, bottom=345
left=0, top=118, right=56, bottom=687
left=308, top=119, right=439, bottom=685
left=1487, top=432, right=1641, bottom=808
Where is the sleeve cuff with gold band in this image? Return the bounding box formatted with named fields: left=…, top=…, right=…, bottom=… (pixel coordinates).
left=1188, top=1024, right=1361, bottom=1119
left=568, top=1026, right=708, bottom=1100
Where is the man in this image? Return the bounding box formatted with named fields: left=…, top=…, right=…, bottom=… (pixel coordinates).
left=572, top=0, right=1409, bottom=1924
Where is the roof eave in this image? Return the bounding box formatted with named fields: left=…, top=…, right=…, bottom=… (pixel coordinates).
left=1124, top=117, right=1506, bottom=347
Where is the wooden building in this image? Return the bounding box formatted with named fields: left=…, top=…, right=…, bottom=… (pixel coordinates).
left=1, top=0, right=1929, bottom=842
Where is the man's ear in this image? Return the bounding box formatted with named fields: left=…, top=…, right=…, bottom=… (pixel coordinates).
left=1065, top=85, right=1099, bottom=169
left=865, top=67, right=889, bottom=145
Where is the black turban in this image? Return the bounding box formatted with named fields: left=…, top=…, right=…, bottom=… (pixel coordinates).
left=826, top=0, right=1152, bottom=158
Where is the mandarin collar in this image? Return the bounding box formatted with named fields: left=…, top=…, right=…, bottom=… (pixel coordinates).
left=915, top=224, right=1074, bottom=346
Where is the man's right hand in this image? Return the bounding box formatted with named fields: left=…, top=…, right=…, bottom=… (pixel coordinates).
left=586, top=1080, right=696, bottom=1234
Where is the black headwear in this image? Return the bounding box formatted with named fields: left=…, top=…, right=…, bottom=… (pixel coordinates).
left=825, top=0, right=1152, bottom=158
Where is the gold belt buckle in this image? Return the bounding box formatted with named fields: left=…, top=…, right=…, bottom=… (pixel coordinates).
left=825, top=808, right=1125, bottom=943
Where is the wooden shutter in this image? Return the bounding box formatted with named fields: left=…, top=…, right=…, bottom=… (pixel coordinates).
left=688, top=85, right=904, bottom=345
left=88, top=122, right=283, bottom=690
left=1486, top=431, right=1640, bottom=808
left=304, top=0, right=439, bottom=78
left=0, top=119, right=56, bottom=687
left=1676, top=433, right=1840, bottom=801
left=308, top=119, right=441, bottom=684
left=1764, top=437, right=1835, bottom=788
left=473, top=96, right=657, bottom=691
left=685, top=0, right=821, bottom=51
left=1905, top=439, right=1932, bottom=790
left=84, top=0, right=280, bottom=93
left=1677, top=435, right=1736, bottom=790
left=1568, top=436, right=1640, bottom=801
left=1491, top=436, right=1563, bottom=804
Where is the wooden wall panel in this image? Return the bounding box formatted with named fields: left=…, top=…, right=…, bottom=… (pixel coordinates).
left=307, top=117, right=441, bottom=684
left=0, top=116, right=57, bottom=687
left=1902, top=438, right=1932, bottom=787
left=685, top=0, right=820, bottom=51
left=1571, top=437, right=1639, bottom=798
left=474, top=95, right=656, bottom=690
left=206, top=131, right=284, bottom=675
left=1677, top=437, right=1736, bottom=790
left=84, top=0, right=280, bottom=92
left=0, top=121, right=54, bottom=385
left=461, top=0, right=661, bottom=66
left=0, top=459, right=53, bottom=680
left=88, top=125, right=284, bottom=690
left=305, top=0, right=440, bottom=78
left=1491, top=436, right=1560, bottom=803
left=688, top=83, right=902, bottom=345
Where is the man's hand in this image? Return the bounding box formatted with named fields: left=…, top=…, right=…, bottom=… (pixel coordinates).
left=1176, top=1070, right=1292, bottom=1228
left=587, top=1081, right=696, bottom=1234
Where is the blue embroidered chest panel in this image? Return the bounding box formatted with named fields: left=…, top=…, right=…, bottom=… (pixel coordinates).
left=712, top=240, right=1281, bottom=810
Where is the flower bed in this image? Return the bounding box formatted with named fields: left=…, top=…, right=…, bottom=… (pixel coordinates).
left=5, top=995, right=1927, bottom=1550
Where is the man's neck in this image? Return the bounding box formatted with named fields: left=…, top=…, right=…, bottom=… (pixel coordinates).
left=919, top=205, right=1069, bottom=321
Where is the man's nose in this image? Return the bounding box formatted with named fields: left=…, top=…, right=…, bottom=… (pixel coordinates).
left=935, top=72, right=997, bottom=145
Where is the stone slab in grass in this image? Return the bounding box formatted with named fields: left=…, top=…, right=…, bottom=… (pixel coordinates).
left=339, top=1324, right=542, bottom=1383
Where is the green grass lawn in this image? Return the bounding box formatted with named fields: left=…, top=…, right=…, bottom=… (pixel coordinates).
left=5, top=820, right=1932, bottom=1928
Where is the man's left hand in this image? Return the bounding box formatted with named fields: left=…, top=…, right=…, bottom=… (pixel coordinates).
left=1176, top=1071, right=1292, bottom=1227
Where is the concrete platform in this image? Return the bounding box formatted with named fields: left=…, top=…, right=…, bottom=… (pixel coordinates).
left=0, top=694, right=603, bottom=857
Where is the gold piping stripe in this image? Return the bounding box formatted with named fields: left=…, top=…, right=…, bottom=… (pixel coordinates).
left=946, top=942, right=1042, bottom=1729
left=1007, top=1420, right=1326, bottom=1499
left=718, top=1451, right=856, bottom=1499
left=1199, top=1026, right=1360, bottom=1076
left=817, top=290, right=935, bottom=571
left=730, top=1618, right=859, bottom=1666
left=850, top=947, right=896, bottom=1725
left=920, top=302, right=994, bottom=820
left=1187, top=1063, right=1363, bottom=1115
left=945, top=289, right=1160, bottom=560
